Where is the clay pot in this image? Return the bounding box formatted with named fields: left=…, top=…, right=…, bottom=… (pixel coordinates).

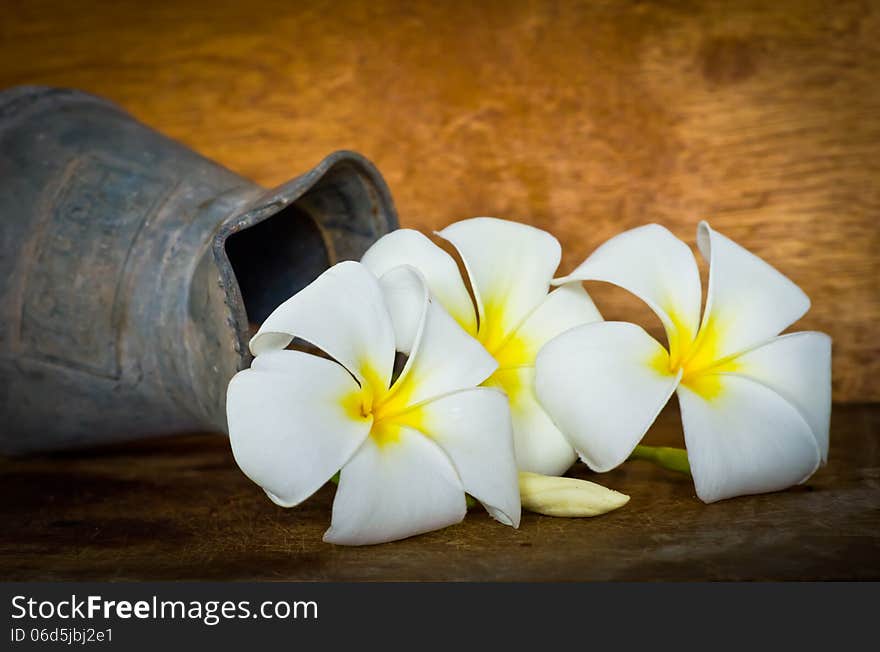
left=0, top=86, right=398, bottom=454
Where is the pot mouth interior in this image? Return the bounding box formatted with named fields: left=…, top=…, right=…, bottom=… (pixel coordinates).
left=213, top=151, right=398, bottom=366
left=223, top=203, right=330, bottom=331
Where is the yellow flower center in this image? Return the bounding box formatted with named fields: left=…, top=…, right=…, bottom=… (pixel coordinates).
left=344, top=360, right=426, bottom=448
left=470, top=301, right=536, bottom=412
left=653, top=309, right=740, bottom=400
left=473, top=296, right=535, bottom=367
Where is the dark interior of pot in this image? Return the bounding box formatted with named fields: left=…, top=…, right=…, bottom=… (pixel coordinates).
left=224, top=205, right=330, bottom=329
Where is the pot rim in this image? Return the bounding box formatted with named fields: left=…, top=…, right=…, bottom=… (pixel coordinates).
left=211, top=149, right=398, bottom=370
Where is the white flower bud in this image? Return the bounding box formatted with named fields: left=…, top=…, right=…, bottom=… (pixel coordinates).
left=518, top=472, right=630, bottom=517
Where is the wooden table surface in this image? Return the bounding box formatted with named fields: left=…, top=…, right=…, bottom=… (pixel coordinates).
left=2, top=403, right=877, bottom=581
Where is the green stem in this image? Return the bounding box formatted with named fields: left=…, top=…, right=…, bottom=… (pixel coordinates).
left=629, top=445, right=691, bottom=475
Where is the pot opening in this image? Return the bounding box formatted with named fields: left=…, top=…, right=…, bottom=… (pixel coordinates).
left=224, top=205, right=330, bottom=329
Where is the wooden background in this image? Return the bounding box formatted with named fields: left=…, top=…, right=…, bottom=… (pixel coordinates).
left=1, top=0, right=878, bottom=400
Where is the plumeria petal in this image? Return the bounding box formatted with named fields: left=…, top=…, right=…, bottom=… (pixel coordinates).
left=386, top=267, right=498, bottom=412
left=486, top=367, right=578, bottom=475
left=376, top=264, right=429, bottom=355
left=535, top=321, right=682, bottom=472
left=250, top=261, right=395, bottom=390
left=729, top=332, right=832, bottom=463
left=361, top=229, right=478, bottom=336
left=695, top=221, right=810, bottom=361
left=677, top=375, right=821, bottom=503
left=493, top=283, right=603, bottom=369
left=323, top=428, right=467, bottom=545
left=438, top=217, right=561, bottom=350
left=415, top=388, right=521, bottom=527
left=227, top=350, right=372, bottom=507
left=554, top=224, right=702, bottom=365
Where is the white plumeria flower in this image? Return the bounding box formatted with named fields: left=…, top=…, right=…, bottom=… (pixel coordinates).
left=226, top=261, right=521, bottom=545
left=535, top=222, right=831, bottom=503
left=361, top=217, right=603, bottom=476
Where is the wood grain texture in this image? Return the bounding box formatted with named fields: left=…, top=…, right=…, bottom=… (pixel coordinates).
left=1, top=0, right=878, bottom=400
left=1, top=403, right=877, bottom=581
